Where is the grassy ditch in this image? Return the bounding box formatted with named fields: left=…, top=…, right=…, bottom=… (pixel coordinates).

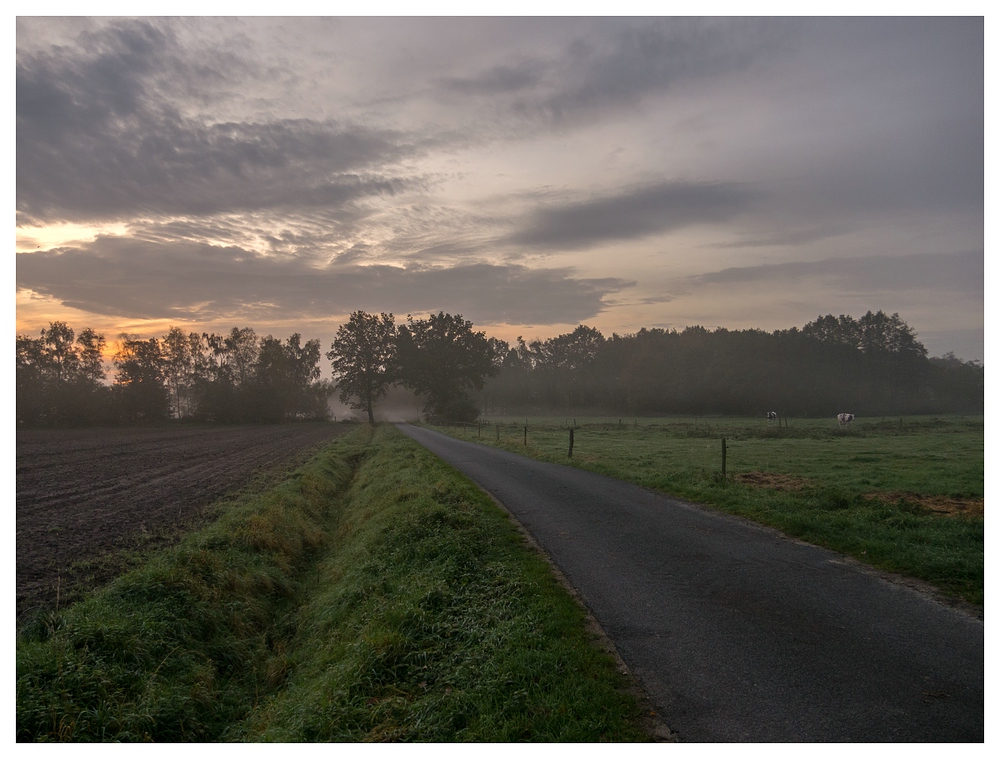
left=16, top=436, right=356, bottom=742
left=17, top=425, right=650, bottom=742
left=437, top=416, right=984, bottom=606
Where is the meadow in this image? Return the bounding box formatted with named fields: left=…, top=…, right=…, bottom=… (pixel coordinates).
left=17, top=425, right=651, bottom=742
left=434, top=415, right=984, bottom=606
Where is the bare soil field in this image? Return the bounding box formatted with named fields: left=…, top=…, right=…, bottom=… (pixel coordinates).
left=16, top=422, right=351, bottom=625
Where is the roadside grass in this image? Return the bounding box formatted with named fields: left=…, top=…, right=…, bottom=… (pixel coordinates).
left=436, top=415, right=984, bottom=606
left=18, top=424, right=650, bottom=742
left=235, top=425, right=649, bottom=742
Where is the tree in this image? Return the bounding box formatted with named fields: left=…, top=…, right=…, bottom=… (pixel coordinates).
left=39, top=321, right=79, bottom=384
left=76, top=328, right=106, bottom=385
left=222, top=327, right=260, bottom=388
left=253, top=333, right=325, bottom=422
left=16, top=322, right=109, bottom=426
left=327, top=311, right=396, bottom=424
left=395, top=312, right=501, bottom=421
left=161, top=326, right=193, bottom=419
left=113, top=334, right=169, bottom=423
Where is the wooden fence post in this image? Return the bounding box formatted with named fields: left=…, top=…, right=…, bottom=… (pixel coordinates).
left=569, top=428, right=575, bottom=458
left=496, top=425, right=500, bottom=442
left=524, top=425, right=527, bottom=446
left=721, top=437, right=727, bottom=477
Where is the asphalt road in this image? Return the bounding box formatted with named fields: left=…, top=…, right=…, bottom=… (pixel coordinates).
left=396, top=424, right=984, bottom=742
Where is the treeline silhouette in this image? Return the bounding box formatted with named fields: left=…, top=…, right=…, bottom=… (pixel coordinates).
left=479, top=311, right=983, bottom=418
left=17, top=324, right=330, bottom=427
left=16, top=310, right=982, bottom=428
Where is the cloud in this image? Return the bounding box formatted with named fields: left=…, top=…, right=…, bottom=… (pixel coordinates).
left=686, top=250, right=983, bottom=298
left=16, top=238, right=633, bottom=326
left=16, top=19, right=423, bottom=224
left=439, top=61, right=545, bottom=96
left=510, top=180, right=754, bottom=250
left=507, top=19, right=792, bottom=126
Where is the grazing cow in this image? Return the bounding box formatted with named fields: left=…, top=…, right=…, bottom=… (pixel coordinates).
left=766, top=411, right=777, bottom=422
left=838, top=413, right=855, bottom=426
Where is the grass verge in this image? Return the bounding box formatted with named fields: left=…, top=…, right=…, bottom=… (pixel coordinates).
left=436, top=416, right=984, bottom=607
left=18, top=425, right=650, bottom=742
left=235, top=425, right=648, bottom=741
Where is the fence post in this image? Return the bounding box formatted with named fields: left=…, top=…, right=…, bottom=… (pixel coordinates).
left=524, top=425, right=527, bottom=446
left=569, top=428, right=575, bottom=458
left=721, top=437, right=727, bottom=477
left=496, top=425, right=500, bottom=442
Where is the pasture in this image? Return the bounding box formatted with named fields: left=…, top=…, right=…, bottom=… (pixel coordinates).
left=434, top=415, right=984, bottom=606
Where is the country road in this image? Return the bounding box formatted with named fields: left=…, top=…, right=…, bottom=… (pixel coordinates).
left=396, top=424, right=984, bottom=742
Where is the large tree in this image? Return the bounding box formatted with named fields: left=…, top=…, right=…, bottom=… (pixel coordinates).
left=327, top=311, right=397, bottom=424
left=395, top=312, right=502, bottom=421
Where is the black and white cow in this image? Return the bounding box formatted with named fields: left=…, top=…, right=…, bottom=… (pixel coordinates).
left=838, top=413, right=855, bottom=426
left=766, top=411, right=777, bottom=422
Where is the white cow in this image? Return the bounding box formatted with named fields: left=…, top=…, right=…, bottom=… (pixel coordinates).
left=838, top=413, right=855, bottom=426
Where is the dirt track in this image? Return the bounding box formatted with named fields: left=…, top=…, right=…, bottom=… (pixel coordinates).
left=16, top=422, right=350, bottom=624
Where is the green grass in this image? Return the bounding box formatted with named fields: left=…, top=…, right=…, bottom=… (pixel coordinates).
left=235, top=425, right=647, bottom=741
left=17, top=425, right=650, bottom=742
left=436, top=415, right=984, bottom=606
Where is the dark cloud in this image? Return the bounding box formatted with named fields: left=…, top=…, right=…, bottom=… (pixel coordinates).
left=688, top=250, right=982, bottom=298
left=510, top=19, right=792, bottom=125
left=16, top=238, right=633, bottom=325
left=16, top=20, right=421, bottom=224
left=439, top=61, right=545, bottom=96
left=510, top=181, right=754, bottom=250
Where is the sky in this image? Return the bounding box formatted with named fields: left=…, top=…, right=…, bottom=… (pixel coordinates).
left=14, top=13, right=986, bottom=365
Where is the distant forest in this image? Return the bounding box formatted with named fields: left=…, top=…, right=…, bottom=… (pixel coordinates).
left=16, top=310, right=983, bottom=428
left=480, top=311, right=983, bottom=418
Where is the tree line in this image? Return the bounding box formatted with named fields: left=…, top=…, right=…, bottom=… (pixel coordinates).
left=15, top=312, right=506, bottom=427
left=16, top=309, right=982, bottom=428
left=480, top=311, right=983, bottom=417
left=17, top=324, right=330, bottom=426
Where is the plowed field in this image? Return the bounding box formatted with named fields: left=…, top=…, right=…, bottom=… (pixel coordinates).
left=16, top=422, right=351, bottom=625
